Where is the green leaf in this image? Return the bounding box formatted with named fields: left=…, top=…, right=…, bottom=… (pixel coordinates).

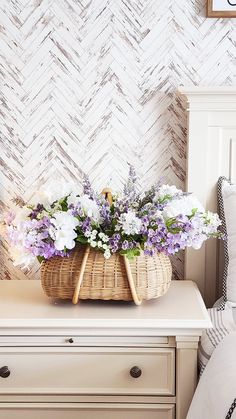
left=119, top=250, right=127, bottom=256
left=168, top=227, right=182, bottom=234
left=76, top=235, right=88, bottom=244
left=121, top=248, right=141, bottom=259
left=188, top=208, right=198, bottom=219
left=158, top=194, right=173, bottom=204
left=37, top=256, right=45, bottom=263
left=165, top=217, right=177, bottom=228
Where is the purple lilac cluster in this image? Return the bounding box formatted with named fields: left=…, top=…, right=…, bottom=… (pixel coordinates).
left=83, top=175, right=95, bottom=199
left=8, top=217, right=66, bottom=260
left=143, top=215, right=192, bottom=256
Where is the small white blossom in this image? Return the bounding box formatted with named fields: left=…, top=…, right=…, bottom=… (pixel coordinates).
left=102, top=244, right=108, bottom=250
left=98, top=232, right=109, bottom=242
left=104, top=249, right=111, bottom=259
left=97, top=241, right=103, bottom=248
left=90, top=240, right=97, bottom=248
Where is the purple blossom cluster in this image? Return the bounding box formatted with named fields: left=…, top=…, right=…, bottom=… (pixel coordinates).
left=6, top=167, right=222, bottom=268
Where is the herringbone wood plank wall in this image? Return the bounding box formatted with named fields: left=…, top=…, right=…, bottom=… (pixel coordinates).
left=0, top=0, right=235, bottom=280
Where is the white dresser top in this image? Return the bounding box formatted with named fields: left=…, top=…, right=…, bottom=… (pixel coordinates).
left=0, top=280, right=211, bottom=336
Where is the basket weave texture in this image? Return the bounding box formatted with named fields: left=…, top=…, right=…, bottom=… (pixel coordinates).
left=41, top=246, right=172, bottom=305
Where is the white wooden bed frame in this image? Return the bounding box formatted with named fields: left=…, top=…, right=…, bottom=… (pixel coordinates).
left=179, top=87, right=236, bottom=307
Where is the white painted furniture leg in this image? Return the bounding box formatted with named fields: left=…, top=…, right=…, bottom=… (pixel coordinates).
left=175, top=337, right=199, bottom=419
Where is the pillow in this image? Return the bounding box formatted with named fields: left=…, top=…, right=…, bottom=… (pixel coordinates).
left=198, top=305, right=236, bottom=374
left=217, top=177, right=236, bottom=307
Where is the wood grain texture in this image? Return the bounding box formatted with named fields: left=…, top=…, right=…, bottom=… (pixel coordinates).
left=0, top=0, right=235, bottom=281
left=207, top=0, right=236, bottom=17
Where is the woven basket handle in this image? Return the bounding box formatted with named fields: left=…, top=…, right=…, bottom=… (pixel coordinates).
left=123, top=256, right=142, bottom=305
left=72, top=246, right=90, bottom=304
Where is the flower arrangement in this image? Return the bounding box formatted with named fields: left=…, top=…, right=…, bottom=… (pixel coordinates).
left=6, top=166, right=221, bottom=269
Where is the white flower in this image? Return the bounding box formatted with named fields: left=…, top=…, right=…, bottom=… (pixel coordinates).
left=104, top=249, right=111, bottom=259
left=119, top=211, right=141, bottom=235
left=77, top=195, right=101, bottom=223
left=191, top=235, right=206, bottom=250
left=51, top=211, right=79, bottom=230
left=90, top=240, right=97, bottom=248
left=204, top=211, right=221, bottom=232
left=11, top=207, right=31, bottom=226
left=98, top=232, right=109, bottom=242
left=30, top=180, right=77, bottom=208
left=9, top=246, right=35, bottom=269
left=163, top=195, right=205, bottom=219
left=91, top=230, right=98, bottom=237
left=67, top=193, right=80, bottom=207
left=155, top=184, right=182, bottom=201
left=49, top=211, right=79, bottom=251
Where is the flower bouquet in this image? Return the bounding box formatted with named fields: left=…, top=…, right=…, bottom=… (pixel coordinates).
left=6, top=167, right=221, bottom=305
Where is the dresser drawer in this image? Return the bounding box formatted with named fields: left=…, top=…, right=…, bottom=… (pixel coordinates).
left=0, top=347, right=175, bottom=396
left=0, top=403, right=175, bottom=419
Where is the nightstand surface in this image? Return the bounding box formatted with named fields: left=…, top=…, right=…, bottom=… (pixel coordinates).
left=0, top=280, right=211, bottom=335
left=0, top=280, right=211, bottom=419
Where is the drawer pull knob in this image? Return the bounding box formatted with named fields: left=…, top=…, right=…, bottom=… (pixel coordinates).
left=130, top=366, right=142, bottom=378
left=0, top=366, right=10, bottom=378
left=67, top=338, right=74, bottom=344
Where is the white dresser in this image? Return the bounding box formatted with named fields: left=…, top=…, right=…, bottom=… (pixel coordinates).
left=0, top=280, right=211, bottom=419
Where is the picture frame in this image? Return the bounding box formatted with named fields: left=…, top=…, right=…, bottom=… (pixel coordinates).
left=207, top=0, right=236, bottom=17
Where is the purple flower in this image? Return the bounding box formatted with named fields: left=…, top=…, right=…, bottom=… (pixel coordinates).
left=83, top=175, right=95, bottom=199
left=29, top=204, right=44, bottom=219
left=122, top=240, right=129, bottom=250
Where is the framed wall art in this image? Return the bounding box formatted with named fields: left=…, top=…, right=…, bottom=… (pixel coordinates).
left=207, top=0, right=236, bottom=17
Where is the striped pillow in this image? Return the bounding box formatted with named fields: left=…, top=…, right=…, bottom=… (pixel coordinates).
left=199, top=306, right=236, bottom=374
left=217, top=177, right=236, bottom=307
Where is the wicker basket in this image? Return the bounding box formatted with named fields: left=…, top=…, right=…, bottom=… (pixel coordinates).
left=41, top=246, right=172, bottom=305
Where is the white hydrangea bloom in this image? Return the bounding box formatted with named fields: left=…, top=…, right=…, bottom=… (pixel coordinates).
left=10, top=246, right=35, bottom=269
left=67, top=192, right=80, bottom=207
left=163, top=195, right=204, bottom=219
left=49, top=211, right=79, bottom=251
left=30, top=180, right=78, bottom=208
left=77, top=195, right=101, bottom=223
left=155, top=184, right=182, bottom=201
left=11, top=207, right=31, bottom=226
left=204, top=211, right=221, bottom=233
left=119, top=211, right=142, bottom=235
